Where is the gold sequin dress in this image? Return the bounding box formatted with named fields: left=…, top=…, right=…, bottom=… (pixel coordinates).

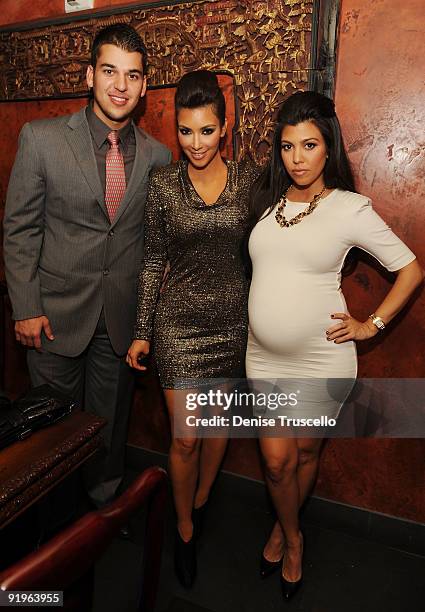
left=135, top=159, right=259, bottom=388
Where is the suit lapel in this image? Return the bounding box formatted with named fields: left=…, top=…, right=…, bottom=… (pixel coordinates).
left=65, top=109, right=109, bottom=221
left=65, top=111, right=152, bottom=226
left=111, top=126, right=152, bottom=228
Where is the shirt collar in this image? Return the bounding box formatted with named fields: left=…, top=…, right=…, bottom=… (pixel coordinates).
left=86, top=104, right=134, bottom=152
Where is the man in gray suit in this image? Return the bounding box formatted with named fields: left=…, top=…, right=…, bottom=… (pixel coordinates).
left=3, top=24, right=171, bottom=506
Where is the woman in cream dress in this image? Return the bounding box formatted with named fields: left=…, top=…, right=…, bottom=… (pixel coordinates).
left=245, top=91, right=423, bottom=600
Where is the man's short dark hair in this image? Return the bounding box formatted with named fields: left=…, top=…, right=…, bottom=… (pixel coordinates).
left=91, top=23, right=148, bottom=73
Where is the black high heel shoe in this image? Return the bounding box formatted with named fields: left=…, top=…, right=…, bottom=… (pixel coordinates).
left=281, top=573, right=302, bottom=601
left=259, top=552, right=283, bottom=579
left=280, top=532, right=303, bottom=601
left=174, top=528, right=197, bottom=588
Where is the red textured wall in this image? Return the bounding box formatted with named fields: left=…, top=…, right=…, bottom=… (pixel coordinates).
left=335, top=0, right=425, bottom=379
left=0, top=0, right=154, bottom=27
left=313, top=0, right=425, bottom=521
left=1, top=1, right=424, bottom=523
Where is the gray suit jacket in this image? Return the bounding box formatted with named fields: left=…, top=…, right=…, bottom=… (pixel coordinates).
left=3, top=107, right=171, bottom=357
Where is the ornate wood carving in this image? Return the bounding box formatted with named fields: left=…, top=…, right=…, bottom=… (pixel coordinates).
left=0, top=0, right=314, bottom=161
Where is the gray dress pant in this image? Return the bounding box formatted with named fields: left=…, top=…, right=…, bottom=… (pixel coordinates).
left=27, top=309, right=135, bottom=507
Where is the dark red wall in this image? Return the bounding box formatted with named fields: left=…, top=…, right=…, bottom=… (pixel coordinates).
left=313, top=0, right=425, bottom=521
left=0, top=0, right=154, bottom=27
left=1, top=0, right=424, bottom=523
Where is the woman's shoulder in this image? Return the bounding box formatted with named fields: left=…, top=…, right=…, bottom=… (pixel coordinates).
left=231, top=157, right=263, bottom=183
left=331, top=189, right=372, bottom=212
left=149, top=160, right=182, bottom=184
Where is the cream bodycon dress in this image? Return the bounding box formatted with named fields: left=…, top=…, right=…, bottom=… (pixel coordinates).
left=245, top=189, right=416, bottom=418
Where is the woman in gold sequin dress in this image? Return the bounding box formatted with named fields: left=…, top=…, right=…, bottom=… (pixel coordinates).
left=127, top=71, right=258, bottom=587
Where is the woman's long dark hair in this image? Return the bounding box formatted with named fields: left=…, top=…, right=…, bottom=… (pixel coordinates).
left=249, top=91, right=356, bottom=230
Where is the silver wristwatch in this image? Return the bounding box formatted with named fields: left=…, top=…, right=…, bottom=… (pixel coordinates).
left=369, top=314, right=386, bottom=331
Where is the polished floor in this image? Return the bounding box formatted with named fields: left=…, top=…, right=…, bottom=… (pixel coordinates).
left=93, top=468, right=425, bottom=612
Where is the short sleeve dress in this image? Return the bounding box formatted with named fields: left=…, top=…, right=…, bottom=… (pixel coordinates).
left=246, top=189, right=416, bottom=418
left=135, top=159, right=259, bottom=388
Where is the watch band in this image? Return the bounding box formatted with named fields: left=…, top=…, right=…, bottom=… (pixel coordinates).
left=369, top=314, right=386, bottom=331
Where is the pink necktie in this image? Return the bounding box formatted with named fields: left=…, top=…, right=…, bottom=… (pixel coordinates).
left=105, top=130, right=126, bottom=222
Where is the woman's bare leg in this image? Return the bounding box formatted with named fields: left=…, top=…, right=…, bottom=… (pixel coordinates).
left=262, top=438, right=323, bottom=580
left=165, top=389, right=201, bottom=542
left=259, top=437, right=302, bottom=580
left=194, top=436, right=228, bottom=508
left=296, top=437, right=324, bottom=502
left=264, top=437, right=324, bottom=558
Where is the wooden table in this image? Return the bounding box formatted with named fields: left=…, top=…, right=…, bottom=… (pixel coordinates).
left=0, top=410, right=105, bottom=529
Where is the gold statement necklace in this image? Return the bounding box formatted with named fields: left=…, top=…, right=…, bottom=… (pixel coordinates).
left=275, top=184, right=327, bottom=228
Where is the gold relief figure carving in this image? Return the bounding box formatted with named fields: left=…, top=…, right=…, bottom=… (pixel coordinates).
left=0, top=0, right=313, bottom=162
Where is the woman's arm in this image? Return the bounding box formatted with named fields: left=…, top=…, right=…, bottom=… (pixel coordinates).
left=327, top=259, right=424, bottom=343
left=127, top=171, right=168, bottom=369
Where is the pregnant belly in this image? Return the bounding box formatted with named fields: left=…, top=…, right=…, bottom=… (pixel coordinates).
left=248, top=282, right=345, bottom=356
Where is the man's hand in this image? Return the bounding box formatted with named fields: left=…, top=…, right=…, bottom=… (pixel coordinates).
left=126, top=340, right=150, bottom=371
left=15, top=316, right=55, bottom=349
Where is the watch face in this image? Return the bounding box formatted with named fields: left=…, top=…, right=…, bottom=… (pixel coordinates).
left=369, top=314, right=385, bottom=330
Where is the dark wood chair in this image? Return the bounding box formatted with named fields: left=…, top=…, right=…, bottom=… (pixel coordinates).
left=0, top=466, right=168, bottom=611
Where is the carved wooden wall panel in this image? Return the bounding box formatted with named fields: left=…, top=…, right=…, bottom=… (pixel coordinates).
left=0, top=0, right=314, bottom=162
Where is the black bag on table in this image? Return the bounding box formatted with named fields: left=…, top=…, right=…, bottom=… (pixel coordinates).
left=0, top=385, right=78, bottom=451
